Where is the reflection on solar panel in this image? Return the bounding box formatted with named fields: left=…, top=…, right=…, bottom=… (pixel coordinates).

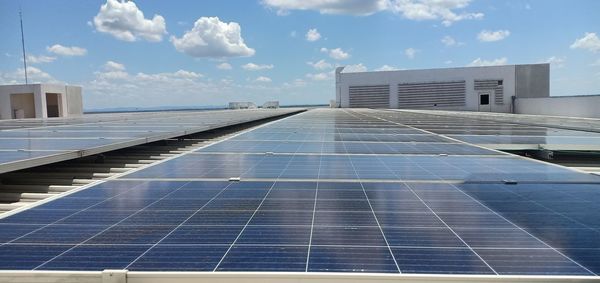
left=381, top=110, right=600, bottom=151
left=0, top=109, right=302, bottom=174
left=1, top=109, right=599, bottom=279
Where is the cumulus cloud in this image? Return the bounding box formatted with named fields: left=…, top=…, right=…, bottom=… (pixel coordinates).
left=468, top=57, right=508, bottom=67
left=0, top=66, right=60, bottom=84
left=570, top=32, right=600, bottom=53
left=242, top=63, right=274, bottom=71
left=405, top=47, right=418, bottom=59
left=375, top=65, right=399, bottom=71
left=93, top=0, right=167, bottom=42
left=171, top=17, right=255, bottom=58
left=390, top=0, right=484, bottom=26
left=341, top=63, right=367, bottom=73
left=255, top=76, right=272, bottom=83
left=441, top=35, right=463, bottom=47
left=540, top=56, right=566, bottom=69
left=263, top=0, right=482, bottom=25
left=26, top=55, right=57, bottom=64
left=104, top=60, right=125, bottom=71
left=321, top=47, right=350, bottom=60
left=477, top=30, right=510, bottom=42
left=306, top=71, right=333, bottom=81
left=216, top=62, right=233, bottom=70
left=305, top=28, right=321, bottom=41
left=46, top=44, right=87, bottom=56
left=307, top=59, right=332, bottom=70
left=262, top=0, right=388, bottom=16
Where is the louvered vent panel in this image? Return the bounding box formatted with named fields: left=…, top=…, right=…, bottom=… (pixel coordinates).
left=348, top=85, right=390, bottom=108
left=474, top=79, right=504, bottom=105
left=495, top=86, right=504, bottom=104
left=397, top=81, right=466, bottom=108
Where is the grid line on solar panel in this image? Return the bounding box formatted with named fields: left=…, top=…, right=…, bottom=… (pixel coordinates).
left=0, top=109, right=302, bottom=174
left=0, top=180, right=599, bottom=274
left=211, top=140, right=307, bottom=271
left=123, top=153, right=600, bottom=183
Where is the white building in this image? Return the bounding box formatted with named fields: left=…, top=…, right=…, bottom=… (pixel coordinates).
left=0, top=84, right=83, bottom=120
left=262, top=101, right=279, bottom=109
left=335, top=64, right=549, bottom=113
left=228, top=102, right=257, bottom=109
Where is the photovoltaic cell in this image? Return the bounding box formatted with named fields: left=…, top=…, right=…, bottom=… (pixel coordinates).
left=1, top=109, right=599, bottom=277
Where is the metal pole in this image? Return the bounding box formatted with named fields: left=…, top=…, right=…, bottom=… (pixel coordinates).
left=20, top=8, right=28, bottom=84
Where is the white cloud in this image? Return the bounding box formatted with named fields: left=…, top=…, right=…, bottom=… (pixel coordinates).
left=306, top=71, right=333, bottom=81
left=93, top=0, right=167, bottom=42
left=104, top=60, right=125, bottom=71
left=570, top=32, right=600, bottom=53
left=283, top=78, right=307, bottom=87
left=321, top=47, right=350, bottom=60
left=305, top=28, right=322, bottom=42
left=216, top=62, right=233, bottom=70
left=540, top=56, right=566, bottom=69
left=307, top=59, right=332, bottom=70
left=390, top=0, right=484, bottom=26
left=375, top=65, right=399, bottom=71
left=341, top=63, right=367, bottom=73
left=255, top=76, right=272, bottom=83
left=477, top=30, right=510, bottom=42
left=441, top=35, right=463, bottom=47
left=171, top=17, right=255, bottom=58
left=468, top=57, right=508, bottom=67
left=26, top=55, right=56, bottom=64
left=262, top=0, right=388, bottom=16
left=405, top=48, right=418, bottom=59
left=0, top=66, right=60, bottom=85
left=46, top=44, right=87, bottom=56
left=242, top=63, right=274, bottom=71
left=444, top=60, right=453, bottom=64
left=262, top=0, right=482, bottom=25
left=591, top=59, right=600, bottom=67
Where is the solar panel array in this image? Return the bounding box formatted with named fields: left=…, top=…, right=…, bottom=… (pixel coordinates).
left=0, top=109, right=302, bottom=174
left=381, top=110, right=600, bottom=151
left=0, top=108, right=599, bottom=276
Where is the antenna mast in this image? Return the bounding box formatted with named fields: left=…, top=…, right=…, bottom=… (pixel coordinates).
left=20, top=8, right=28, bottom=84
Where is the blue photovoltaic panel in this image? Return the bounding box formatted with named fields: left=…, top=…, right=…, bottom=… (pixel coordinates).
left=0, top=179, right=597, bottom=275
left=126, top=153, right=600, bottom=183
left=0, top=109, right=301, bottom=174
left=1, top=109, right=600, bottom=276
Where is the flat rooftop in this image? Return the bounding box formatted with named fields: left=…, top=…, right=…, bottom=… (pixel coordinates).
left=0, top=108, right=599, bottom=282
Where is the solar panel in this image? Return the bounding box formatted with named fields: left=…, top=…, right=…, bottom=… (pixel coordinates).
left=0, top=108, right=599, bottom=277
left=0, top=109, right=302, bottom=174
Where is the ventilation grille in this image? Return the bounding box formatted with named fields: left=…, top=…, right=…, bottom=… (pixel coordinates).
left=494, top=86, right=504, bottom=104
left=474, top=79, right=504, bottom=105
left=397, top=81, right=466, bottom=108
left=348, top=85, right=390, bottom=108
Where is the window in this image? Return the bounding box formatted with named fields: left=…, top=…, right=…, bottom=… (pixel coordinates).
left=480, top=94, right=490, bottom=105
left=498, top=80, right=503, bottom=86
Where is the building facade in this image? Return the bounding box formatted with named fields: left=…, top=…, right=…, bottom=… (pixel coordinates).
left=0, top=84, right=83, bottom=120
left=335, top=64, right=549, bottom=113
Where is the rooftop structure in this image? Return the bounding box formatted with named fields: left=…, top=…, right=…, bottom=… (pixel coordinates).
left=0, top=84, right=83, bottom=120
left=335, top=64, right=549, bottom=112
left=0, top=108, right=599, bottom=282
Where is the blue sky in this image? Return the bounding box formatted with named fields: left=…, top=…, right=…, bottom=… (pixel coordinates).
left=1, top=0, right=599, bottom=109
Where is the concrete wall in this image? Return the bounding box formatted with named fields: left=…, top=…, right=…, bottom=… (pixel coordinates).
left=516, top=95, right=600, bottom=118
left=337, top=65, right=517, bottom=112
left=336, top=64, right=550, bottom=113
left=65, top=86, right=83, bottom=116
left=515, top=64, right=550, bottom=98
left=0, top=84, right=83, bottom=119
